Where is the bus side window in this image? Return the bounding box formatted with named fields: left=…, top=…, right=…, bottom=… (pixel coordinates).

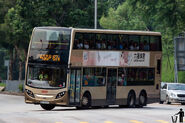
left=107, top=34, right=112, bottom=50
left=112, top=34, right=118, bottom=50
left=119, top=34, right=128, bottom=50
left=84, top=40, right=89, bottom=49
left=118, top=68, right=127, bottom=86
left=127, top=68, right=154, bottom=85
left=83, top=68, right=95, bottom=86
left=140, top=36, right=149, bottom=51
left=94, top=68, right=106, bottom=86
left=129, top=35, right=139, bottom=50
left=96, top=34, right=101, bottom=49
left=150, top=36, right=161, bottom=51
left=89, top=33, right=95, bottom=49
left=84, top=33, right=93, bottom=50
left=95, top=33, right=107, bottom=50
left=101, top=34, right=107, bottom=50
left=148, top=69, right=154, bottom=81
left=74, top=33, right=83, bottom=49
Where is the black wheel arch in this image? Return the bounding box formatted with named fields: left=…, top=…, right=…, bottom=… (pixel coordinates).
left=139, top=90, right=147, bottom=99
left=83, top=91, right=91, bottom=98
left=128, top=90, right=136, bottom=99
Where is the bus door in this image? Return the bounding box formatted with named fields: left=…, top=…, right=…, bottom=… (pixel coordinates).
left=106, top=68, right=117, bottom=104
left=69, top=68, right=81, bottom=105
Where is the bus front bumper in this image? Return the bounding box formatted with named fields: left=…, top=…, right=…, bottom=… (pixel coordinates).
left=25, top=93, right=68, bottom=106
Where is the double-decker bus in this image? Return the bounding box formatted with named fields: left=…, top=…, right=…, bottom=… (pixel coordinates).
left=25, top=27, right=162, bottom=110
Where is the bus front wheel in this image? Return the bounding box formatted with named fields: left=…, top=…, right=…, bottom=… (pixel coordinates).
left=40, top=104, right=55, bottom=110
left=82, top=93, right=91, bottom=108
left=127, top=91, right=136, bottom=108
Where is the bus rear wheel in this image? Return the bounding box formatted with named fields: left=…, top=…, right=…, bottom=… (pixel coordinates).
left=40, top=104, right=55, bottom=110
left=127, top=92, right=136, bottom=108
left=139, top=91, right=147, bottom=107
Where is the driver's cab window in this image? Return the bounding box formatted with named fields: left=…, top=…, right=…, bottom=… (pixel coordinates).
left=28, top=67, right=67, bottom=88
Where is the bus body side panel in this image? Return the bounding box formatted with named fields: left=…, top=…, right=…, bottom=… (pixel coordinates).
left=82, top=87, right=107, bottom=106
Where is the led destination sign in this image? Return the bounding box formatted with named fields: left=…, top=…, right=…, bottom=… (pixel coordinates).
left=37, top=54, right=60, bottom=62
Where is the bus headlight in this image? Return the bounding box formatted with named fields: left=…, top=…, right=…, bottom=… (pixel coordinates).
left=25, top=89, right=35, bottom=98
left=56, top=91, right=65, bottom=99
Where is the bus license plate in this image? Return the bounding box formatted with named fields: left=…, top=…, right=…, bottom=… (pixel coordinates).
left=40, top=101, right=49, bottom=104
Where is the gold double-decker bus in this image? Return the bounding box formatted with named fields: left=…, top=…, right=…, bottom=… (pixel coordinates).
left=25, top=27, right=162, bottom=110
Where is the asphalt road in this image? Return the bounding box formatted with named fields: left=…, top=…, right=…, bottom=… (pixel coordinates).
left=0, top=94, right=184, bottom=123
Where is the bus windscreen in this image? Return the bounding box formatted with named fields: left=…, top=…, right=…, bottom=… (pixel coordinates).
left=27, top=66, right=67, bottom=89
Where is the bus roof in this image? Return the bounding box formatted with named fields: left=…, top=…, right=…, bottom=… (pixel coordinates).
left=34, top=27, right=161, bottom=36
left=73, top=28, right=161, bottom=36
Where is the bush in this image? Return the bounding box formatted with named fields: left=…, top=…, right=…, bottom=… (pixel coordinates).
left=19, top=84, right=23, bottom=92
left=0, top=83, right=6, bottom=87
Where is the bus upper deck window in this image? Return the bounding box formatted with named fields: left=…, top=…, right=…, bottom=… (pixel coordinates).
left=129, top=35, right=139, bottom=50
left=118, top=34, right=129, bottom=50
left=140, top=36, right=149, bottom=51
left=150, top=36, right=161, bottom=51
left=95, top=34, right=107, bottom=50
left=84, top=40, right=89, bottom=49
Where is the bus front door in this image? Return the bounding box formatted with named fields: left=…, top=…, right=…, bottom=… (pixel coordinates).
left=106, top=68, right=117, bottom=104
left=69, top=69, right=81, bottom=105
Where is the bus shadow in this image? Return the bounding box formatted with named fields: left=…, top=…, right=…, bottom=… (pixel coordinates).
left=32, top=104, right=177, bottom=112
left=37, top=106, right=153, bottom=112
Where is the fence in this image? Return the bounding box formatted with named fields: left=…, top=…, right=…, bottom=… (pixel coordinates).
left=4, top=80, right=24, bottom=93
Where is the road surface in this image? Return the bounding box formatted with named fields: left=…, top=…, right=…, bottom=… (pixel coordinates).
left=0, top=94, right=184, bottom=123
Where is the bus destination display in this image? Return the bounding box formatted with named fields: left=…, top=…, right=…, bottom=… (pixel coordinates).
left=37, top=54, right=60, bottom=62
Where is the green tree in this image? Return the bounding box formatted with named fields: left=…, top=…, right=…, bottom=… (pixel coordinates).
left=100, top=1, right=147, bottom=30
left=3, top=0, right=108, bottom=80
left=0, top=0, right=16, bottom=80
left=100, top=0, right=185, bottom=82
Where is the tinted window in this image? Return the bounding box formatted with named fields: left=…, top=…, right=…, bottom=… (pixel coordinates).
left=88, top=33, right=95, bottom=49
left=73, top=32, right=161, bottom=51
left=107, top=34, right=118, bottom=50
left=96, top=34, right=107, bottom=50
left=83, top=68, right=94, bottom=86
left=118, top=68, right=127, bottom=86
left=140, top=36, right=150, bottom=51
left=83, top=68, right=106, bottom=86
left=31, top=28, right=70, bottom=50
left=74, top=33, right=83, bottom=49
left=118, top=34, right=129, bottom=50
left=129, top=35, right=139, bottom=50
left=94, top=68, right=106, bottom=86
left=150, top=36, right=161, bottom=51
left=127, top=68, right=155, bottom=85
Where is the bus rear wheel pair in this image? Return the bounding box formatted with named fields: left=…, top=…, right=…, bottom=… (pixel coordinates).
left=126, top=91, right=147, bottom=108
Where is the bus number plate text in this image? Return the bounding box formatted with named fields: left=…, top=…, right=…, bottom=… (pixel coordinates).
left=40, top=101, right=50, bottom=104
